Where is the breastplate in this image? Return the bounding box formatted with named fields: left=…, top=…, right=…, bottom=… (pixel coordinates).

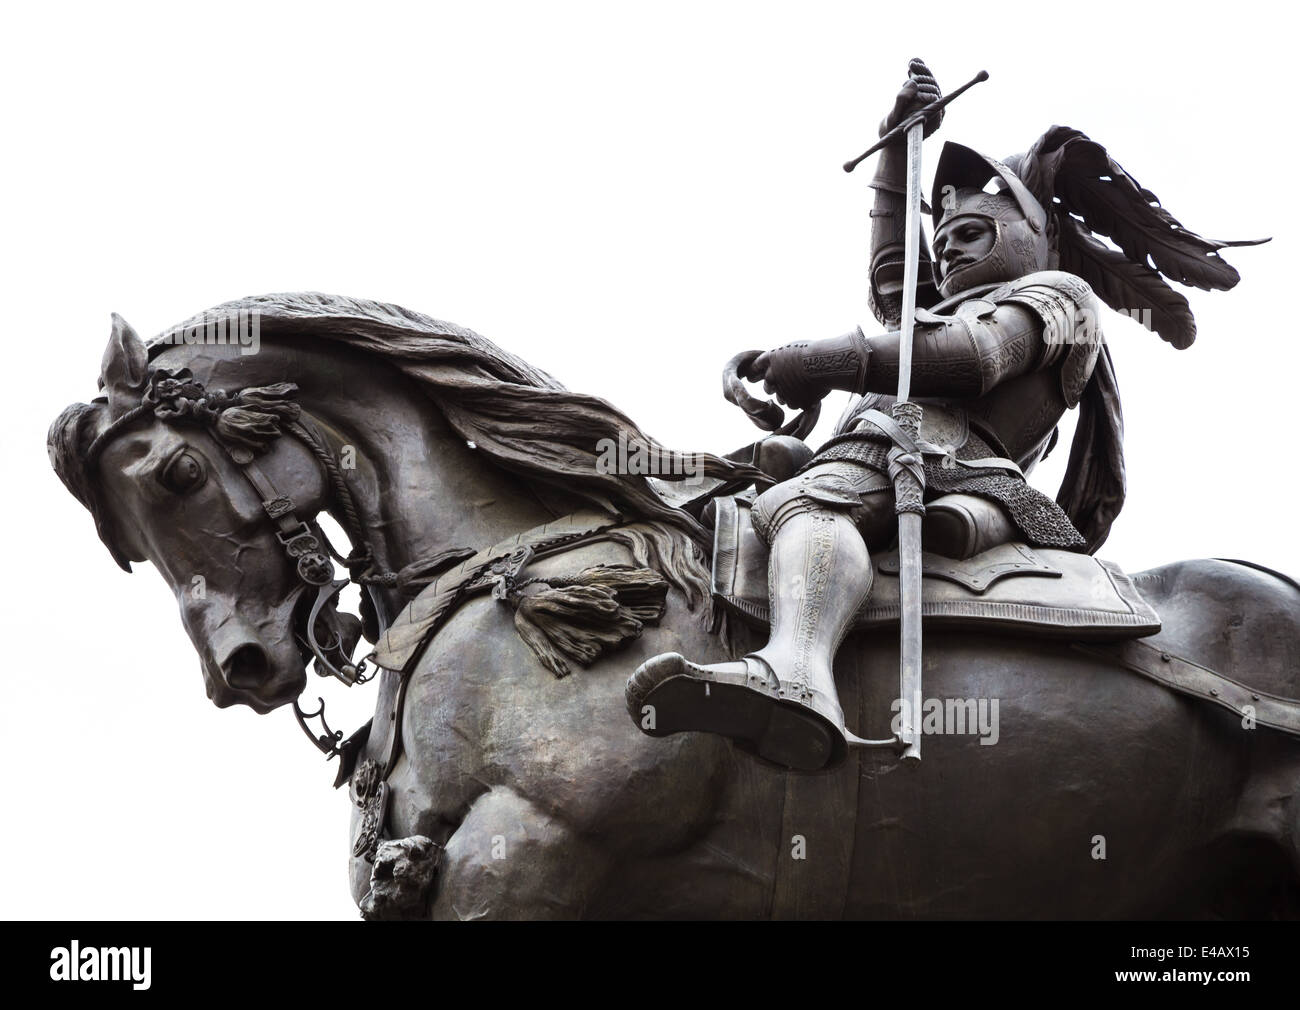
left=964, top=370, right=1068, bottom=466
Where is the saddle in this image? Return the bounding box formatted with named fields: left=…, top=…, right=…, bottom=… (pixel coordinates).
left=709, top=494, right=1161, bottom=640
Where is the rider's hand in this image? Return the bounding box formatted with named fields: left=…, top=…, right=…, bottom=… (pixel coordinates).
left=743, top=343, right=833, bottom=411
left=879, top=58, right=943, bottom=139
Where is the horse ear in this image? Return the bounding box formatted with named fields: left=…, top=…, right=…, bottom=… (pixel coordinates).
left=99, top=313, right=148, bottom=416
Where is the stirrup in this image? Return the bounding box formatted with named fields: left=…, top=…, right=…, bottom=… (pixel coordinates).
left=843, top=727, right=911, bottom=752
left=730, top=657, right=910, bottom=757
left=628, top=652, right=852, bottom=771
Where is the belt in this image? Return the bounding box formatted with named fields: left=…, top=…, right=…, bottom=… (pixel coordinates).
left=857, top=409, right=1024, bottom=477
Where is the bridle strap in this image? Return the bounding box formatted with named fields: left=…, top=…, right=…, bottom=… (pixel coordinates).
left=239, top=450, right=338, bottom=588
left=86, top=374, right=381, bottom=690
left=221, top=419, right=383, bottom=692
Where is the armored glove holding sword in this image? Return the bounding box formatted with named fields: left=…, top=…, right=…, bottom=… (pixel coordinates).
left=627, top=60, right=1264, bottom=772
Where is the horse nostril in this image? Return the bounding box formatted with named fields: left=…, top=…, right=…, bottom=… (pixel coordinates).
left=224, top=644, right=269, bottom=690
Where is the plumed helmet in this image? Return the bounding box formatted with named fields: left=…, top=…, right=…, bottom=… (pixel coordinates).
left=929, top=141, right=1052, bottom=298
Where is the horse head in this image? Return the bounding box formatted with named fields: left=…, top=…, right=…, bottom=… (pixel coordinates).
left=50, top=313, right=363, bottom=714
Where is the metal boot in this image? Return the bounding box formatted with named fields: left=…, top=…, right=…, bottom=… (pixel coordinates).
left=627, top=508, right=872, bottom=771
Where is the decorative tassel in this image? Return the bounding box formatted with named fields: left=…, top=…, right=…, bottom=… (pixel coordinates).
left=508, top=564, right=668, bottom=677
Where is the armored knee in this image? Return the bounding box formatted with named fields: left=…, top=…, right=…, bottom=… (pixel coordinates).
left=750, top=471, right=864, bottom=544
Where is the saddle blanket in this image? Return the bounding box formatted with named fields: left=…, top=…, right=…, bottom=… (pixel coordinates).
left=710, top=495, right=1160, bottom=640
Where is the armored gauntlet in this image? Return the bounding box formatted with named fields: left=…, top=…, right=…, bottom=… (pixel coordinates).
left=758, top=330, right=871, bottom=409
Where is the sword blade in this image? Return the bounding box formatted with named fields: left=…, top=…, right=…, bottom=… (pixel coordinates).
left=897, top=120, right=923, bottom=405
left=896, top=118, right=925, bottom=762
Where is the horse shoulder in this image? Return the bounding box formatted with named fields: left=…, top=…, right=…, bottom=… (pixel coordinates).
left=393, top=536, right=740, bottom=850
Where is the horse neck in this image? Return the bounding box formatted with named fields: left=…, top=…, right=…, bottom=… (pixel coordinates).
left=314, top=398, right=563, bottom=567
left=298, top=367, right=573, bottom=582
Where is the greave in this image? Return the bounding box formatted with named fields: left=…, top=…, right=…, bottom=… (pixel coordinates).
left=750, top=508, right=873, bottom=725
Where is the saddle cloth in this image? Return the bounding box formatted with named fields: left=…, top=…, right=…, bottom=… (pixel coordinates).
left=710, top=495, right=1160, bottom=640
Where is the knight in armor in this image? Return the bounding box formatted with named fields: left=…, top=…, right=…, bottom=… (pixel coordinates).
left=627, top=65, right=1262, bottom=771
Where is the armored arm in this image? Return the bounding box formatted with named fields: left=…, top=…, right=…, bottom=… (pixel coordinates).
left=868, top=145, right=940, bottom=327
left=857, top=299, right=1045, bottom=398
left=757, top=273, right=1100, bottom=408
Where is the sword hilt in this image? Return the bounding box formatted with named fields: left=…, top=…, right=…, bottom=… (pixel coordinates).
left=843, top=69, right=989, bottom=174
left=887, top=400, right=926, bottom=514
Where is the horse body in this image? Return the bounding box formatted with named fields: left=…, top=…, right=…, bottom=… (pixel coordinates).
left=56, top=296, right=1300, bottom=919
left=371, top=546, right=1300, bottom=919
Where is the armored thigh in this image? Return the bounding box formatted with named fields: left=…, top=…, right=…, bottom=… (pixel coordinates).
left=750, top=461, right=892, bottom=546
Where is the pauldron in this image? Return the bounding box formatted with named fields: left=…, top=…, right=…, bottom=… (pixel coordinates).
left=986, top=271, right=1102, bottom=407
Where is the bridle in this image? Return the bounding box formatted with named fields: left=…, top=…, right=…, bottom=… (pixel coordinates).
left=85, top=367, right=393, bottom=760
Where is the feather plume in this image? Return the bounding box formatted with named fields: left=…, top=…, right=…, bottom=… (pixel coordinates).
left=1016, top=127, right=1266, bottom=297
left=1056, top=217, right=1199, bottom=348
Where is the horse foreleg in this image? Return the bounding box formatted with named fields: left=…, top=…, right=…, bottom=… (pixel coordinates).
left=429, top=784, right=610, bottom=920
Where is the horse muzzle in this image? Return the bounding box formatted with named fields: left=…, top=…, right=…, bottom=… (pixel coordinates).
left=200, top=602, right=309, bottom=714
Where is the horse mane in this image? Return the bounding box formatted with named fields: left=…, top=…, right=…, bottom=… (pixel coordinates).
left=52, top=293, right=759, bottom=595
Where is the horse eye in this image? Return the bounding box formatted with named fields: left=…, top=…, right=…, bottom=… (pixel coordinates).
left=161, top=451, right=206, bottom=494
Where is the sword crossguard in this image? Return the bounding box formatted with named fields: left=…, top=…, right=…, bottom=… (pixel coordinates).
left=843, top=69, right=989, bottom=173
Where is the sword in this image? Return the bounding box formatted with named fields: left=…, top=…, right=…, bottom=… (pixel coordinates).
left=847, top=64, right=988, bottom=762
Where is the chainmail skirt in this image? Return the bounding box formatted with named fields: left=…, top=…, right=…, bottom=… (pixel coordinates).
left=803, top=428, right=1087, bottom=551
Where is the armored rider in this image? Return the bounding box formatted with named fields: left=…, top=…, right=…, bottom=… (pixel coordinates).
left=627, top=62, right=1259, bottom=771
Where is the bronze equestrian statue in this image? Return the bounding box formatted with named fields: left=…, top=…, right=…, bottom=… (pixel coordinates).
left=47, top=64, right=1300, bottom=919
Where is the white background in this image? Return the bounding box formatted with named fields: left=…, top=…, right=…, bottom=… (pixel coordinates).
left=1, top=2, right=1293, bottom=919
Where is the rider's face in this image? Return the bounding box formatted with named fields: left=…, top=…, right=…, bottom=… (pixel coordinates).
left=934, top=216, right=996, bottom=278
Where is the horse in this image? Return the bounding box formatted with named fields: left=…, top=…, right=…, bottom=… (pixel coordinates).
left=49, top=293, right=1300, bottom=919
